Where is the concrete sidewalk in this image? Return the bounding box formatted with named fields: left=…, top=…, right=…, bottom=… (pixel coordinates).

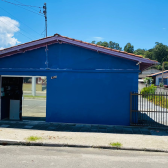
left=0, top=121, right=168, bottom=152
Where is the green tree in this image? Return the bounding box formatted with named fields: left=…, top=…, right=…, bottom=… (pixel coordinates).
left=115, top=43, right=122, bottom=50
left=92, top=41, right=122, bottom=50
left=101, top=41, right=109, bottom=47
left=144, top=77, right=153, bottom=87
left=134, top=48, right=146, bottom=56
left=109, top=41, right=122, bottom=50
left=96, top=41, right=103, bottom=46
left=124, top=43, right=134, bottom=53
left=143, top=43, right=168, bottom=70
left=153, top=42, right=168, bottom=64
left=144, top=51, right=154, bottom=60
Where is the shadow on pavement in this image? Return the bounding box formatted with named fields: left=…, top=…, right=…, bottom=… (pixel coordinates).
left=133, top=111, right=168, bottom=128
left=22, top=116, right=46, bottom=121
left=0, top=119, right=168, bottom=136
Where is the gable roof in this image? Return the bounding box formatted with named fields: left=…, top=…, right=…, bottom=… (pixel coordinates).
left=0, top=33, right=158, bottom=71
left=147, top=70, right=168, bottom=77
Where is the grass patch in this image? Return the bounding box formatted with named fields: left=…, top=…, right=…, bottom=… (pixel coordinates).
left=26, top=136, right=42, bottom=141
left=23, top=95, right=46, bottom=99
left=110, top=142, right=122, bottom=148
left=143, top=94, right=168, bottom=109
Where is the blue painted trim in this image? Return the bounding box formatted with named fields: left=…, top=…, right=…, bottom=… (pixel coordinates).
left=0, top=68, right=140, bottom=73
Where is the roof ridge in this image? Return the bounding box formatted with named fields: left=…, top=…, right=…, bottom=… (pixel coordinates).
left=53, top=34, right=144, bottom=58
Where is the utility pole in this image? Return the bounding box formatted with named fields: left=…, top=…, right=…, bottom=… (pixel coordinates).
left=162, top=62, right=168, bottom=85
left=162, top=62, right=165, bottom=85
left=43, top=3, right=47, bottom=37
left=43, top=3, right=49, bottom=69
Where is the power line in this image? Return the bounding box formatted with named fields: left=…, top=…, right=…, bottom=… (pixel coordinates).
left=1, top=0, right=42, bottom=8
left=0, top=19, right=33, bottom=41
left=14, top=0, right=42, bottom=14
left=1, top=0, right=44, bottom=16
left=41, top=28, right=46, bottom=38
left=0, top=6, right=42, bottom=37
left=0, top=8, right=38, bottom=39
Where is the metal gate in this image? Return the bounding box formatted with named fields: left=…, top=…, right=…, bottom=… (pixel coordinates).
left=130, top=92, right=168, bottom=127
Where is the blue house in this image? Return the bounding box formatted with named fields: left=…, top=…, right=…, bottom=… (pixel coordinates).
left=0, top=34, right=157, bottom=126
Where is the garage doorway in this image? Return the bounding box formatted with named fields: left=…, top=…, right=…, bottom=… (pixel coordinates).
left=0, top=76, right=46, bottom=121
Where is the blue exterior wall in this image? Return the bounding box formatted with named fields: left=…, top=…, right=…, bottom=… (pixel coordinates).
left=0, top=43, right=139, bottom=126
left=0, top=43, right=138, bottom=70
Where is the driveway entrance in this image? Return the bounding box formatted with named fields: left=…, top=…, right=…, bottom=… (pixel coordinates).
left=130, top=92, right=168, bottom=127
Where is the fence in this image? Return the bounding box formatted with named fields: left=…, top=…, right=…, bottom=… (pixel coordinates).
left=130, top=92, right=168, bottom=127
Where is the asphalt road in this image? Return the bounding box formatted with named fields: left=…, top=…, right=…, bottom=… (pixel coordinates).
left=22, top=99, right=46, bottom=118
left=0, top=146, right=168, bottom=168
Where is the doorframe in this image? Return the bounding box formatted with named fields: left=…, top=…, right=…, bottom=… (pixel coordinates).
left=0, top=75, right=1, bottom=120
left=0, top=74, right=47, bottom=121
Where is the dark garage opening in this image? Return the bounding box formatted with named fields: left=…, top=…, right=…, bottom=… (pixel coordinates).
left=0, top=76, right=46, bottom=121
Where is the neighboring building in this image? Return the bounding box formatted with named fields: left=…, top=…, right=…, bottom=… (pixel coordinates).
left=147, top=70, right=168, bottom=86
left=0, top=34, right=157, bottom=126
left=139, top=68, right=161, bottom=79
left=23, top=77, right=46, bottom=84
left=138, top=68, right=161, bottom=91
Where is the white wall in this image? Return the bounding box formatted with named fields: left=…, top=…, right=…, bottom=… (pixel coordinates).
left=142, top=68, right=161, bottom=75
left=138, top=82, right=146, bottom=92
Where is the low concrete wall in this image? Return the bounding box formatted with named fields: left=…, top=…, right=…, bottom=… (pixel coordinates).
left=156, top=87, right=168, bottom=94
left=23, top=83, right=42, bottom=91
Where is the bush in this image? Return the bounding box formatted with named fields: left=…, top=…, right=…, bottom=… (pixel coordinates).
left=141, top=84, right=168, bottom=109
left=141, top=84, right=157, bottom=96
left=144, top=77, right=153, bottom=86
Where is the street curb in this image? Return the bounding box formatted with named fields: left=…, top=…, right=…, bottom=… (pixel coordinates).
left=0, top=139, right=168, bottom=153
left=23, top=98, right=46, bottom=100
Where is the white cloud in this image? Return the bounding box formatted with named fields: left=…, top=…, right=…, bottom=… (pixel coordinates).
left=0, top=16, right=20, bottom=49
left=92, top=37, right=104, bottom=41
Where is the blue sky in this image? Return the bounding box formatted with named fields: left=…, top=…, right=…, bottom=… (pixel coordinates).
left=0, top=0, right=168, bottom=50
